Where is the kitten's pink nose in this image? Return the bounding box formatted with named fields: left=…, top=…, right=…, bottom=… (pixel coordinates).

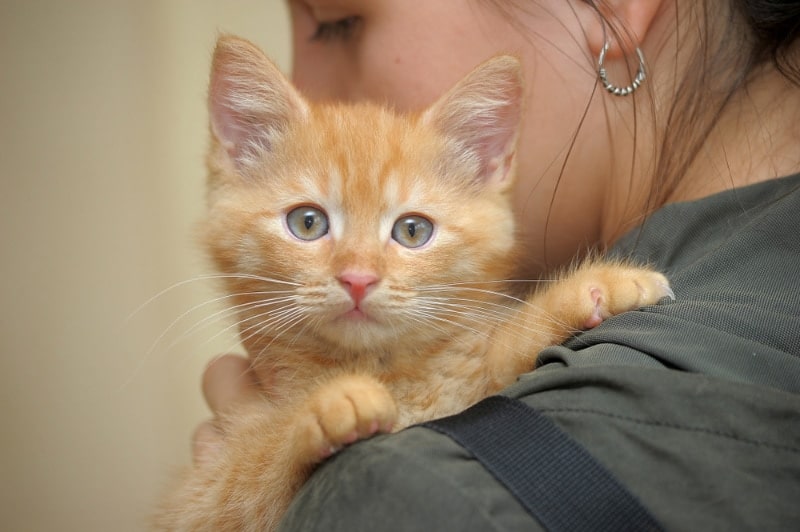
left=338, top=272, right=379, bottom=307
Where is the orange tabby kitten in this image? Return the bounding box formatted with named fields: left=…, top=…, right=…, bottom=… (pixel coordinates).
left=154, top=36, right=672, bottom=531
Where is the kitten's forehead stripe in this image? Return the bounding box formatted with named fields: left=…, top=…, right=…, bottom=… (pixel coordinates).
left=298, top=172, right=325, bottom=201
left=326, top=165, right=345, bottom=240
left=314, top=105, right=421, bottom=229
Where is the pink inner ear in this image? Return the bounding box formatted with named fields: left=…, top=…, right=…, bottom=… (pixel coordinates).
left=473, top=91, right=521, bottom=183
left=207, top=37, right=306, bottom=171
left=424, top=56, right=523, bottom=186
left=208, top=64, right=278, bottom=168
left=209, top=74, right=252, bottom=157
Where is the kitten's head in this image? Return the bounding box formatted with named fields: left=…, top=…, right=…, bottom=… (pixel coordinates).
left=203, top=36, right=523, bottom=354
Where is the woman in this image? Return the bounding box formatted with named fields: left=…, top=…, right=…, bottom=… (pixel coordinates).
left=198, top=1, right=800, bottom=529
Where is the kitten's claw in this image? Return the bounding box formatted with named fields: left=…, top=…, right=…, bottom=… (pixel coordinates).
left=660, top=281, right=676, bottom=301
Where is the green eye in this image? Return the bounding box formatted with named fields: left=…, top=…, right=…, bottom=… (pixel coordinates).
left=392, top=215, right=434, bottom=248
left=286, top=206, right=329, bottom=241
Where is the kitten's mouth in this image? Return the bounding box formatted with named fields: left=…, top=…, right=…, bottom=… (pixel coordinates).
left=341, top=307, right=370, bottom=321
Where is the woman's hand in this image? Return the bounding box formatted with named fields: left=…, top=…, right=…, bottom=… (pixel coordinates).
left=192, top=354, right=260, bottom=465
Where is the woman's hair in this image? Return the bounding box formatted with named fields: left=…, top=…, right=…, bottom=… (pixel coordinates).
left=652, top=0, right=800, bottom=204
left=485, top=0, right=800, bottom=242
left=733, top=0, right=800, bottom=79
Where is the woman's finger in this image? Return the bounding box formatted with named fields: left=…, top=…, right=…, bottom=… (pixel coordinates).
left=202, top=353, right=260, bottom=414
left=192, top=419, right=224, bottom=466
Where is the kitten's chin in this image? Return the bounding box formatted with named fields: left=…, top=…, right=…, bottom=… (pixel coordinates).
left=318, top=313, right=397, bottom=351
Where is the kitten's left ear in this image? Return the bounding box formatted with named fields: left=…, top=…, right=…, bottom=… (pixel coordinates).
left=422, top=55, right=523, bottom=188
left=209, top=35, right=309, bottom=174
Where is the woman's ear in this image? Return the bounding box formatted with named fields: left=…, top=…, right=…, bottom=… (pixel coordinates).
left=580, top=0, right=666, bottom=59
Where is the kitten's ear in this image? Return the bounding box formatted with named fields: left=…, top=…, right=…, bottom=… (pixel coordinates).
left=422, top=55, right=523, bottom=187
left=209, top=35, right=308, bottom=172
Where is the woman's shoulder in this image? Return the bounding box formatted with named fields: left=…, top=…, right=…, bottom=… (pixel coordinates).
left=279, top=422, right=545, bottom=531
left=613, top=172, right=800, bottom=270
left=540, top=172, right=800, bottom=392
left=280, top=364, right=800, bottom=531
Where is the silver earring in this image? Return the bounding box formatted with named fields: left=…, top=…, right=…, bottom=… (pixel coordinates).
left=597, top=42, right=646, bottom=96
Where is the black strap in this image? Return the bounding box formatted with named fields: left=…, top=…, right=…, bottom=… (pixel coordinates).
left=422, top=395, right=664, bottom=532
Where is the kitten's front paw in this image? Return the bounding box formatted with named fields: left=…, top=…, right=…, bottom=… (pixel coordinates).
left=297, top=375, right=397, bottom=460
left=576, top=264, right=673, bottom=329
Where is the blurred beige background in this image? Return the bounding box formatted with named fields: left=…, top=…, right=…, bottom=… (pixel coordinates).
left=0, top=1, right=291, bottom=530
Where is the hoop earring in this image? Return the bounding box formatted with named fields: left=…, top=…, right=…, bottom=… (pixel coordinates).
left=597, top=42, right=646, bottom=96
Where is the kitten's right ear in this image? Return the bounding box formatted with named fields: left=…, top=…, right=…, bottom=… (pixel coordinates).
left=209, top=35, right=308, bottom=173
left=422, top=55, right=523, bottom=188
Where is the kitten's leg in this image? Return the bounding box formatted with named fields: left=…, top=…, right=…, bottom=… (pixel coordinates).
left=534, top=260, right=673, bottom=331
left=154, top=375, right=396, bottom=532
left=486, top=261, right=672, bottom=388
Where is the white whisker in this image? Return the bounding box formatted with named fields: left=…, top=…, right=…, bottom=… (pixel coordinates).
left=251, top=310, right=310, bottom=361
left=174, top=294, right=299, bottom=348
left=192, top=298, right=301, bottom=353
left=416, top=285, right=529, bottom=307
left=150, top=291, right=290, bottom=355
left=410, top=307, right=526, bottom=356
left=418, top=299, right=572, bottom=342
left=124, top=273, right=302, bottom=324
left=416, top=279, right=553, bottom=288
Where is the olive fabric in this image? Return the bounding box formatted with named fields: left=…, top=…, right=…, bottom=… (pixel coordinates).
left=422, top=395, right=666, bottom=531
left=280, top=175, right=800, bottom=531
left=540, top=173, right=800, bottom=392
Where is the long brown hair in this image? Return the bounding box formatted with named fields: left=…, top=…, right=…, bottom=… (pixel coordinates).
left=649, top=0, right=800, bottom=206
left=485, top=0, right=800, bottom=245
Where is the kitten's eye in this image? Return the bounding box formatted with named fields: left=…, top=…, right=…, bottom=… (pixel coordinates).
left=286, top=206, right=329, bottom=241
left=392, top=215, right=434, bottom=249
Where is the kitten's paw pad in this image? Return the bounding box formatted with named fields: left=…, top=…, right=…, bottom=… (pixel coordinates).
left=581, top=267, right=672, bottom=329
left=300, top=375, right=397, bottom=459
